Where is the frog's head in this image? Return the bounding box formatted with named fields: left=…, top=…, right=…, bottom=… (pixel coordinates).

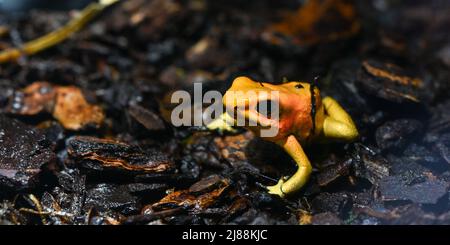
left=223, top=76, right=325, bottom=142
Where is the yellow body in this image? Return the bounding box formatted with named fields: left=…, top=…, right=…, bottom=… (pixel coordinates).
left=209, top=76, right=359, bottom=198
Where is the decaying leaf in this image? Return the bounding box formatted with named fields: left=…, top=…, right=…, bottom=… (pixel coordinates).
left=53, top=86, right=104, bottom=130
left=128, top=103, right=166, bottom=131
left=7, top=82, right=104, bottom=130
left=8, top=82, right=56, bottom=115
left=147, top=175, right=230, bottom=213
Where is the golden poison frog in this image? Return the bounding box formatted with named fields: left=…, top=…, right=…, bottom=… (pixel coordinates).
left=208, top=76, right=359, bottom=198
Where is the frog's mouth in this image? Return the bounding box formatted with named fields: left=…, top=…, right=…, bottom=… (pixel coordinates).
left=256, top=99, right=277, bottom=119
left=228, top=98, right=279, bottom=128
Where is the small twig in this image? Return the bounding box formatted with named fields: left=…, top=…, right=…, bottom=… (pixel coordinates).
left=0, top=0, right=119, bottom=64
left=19, top=208, right=76, bottom=218
left=28, top=194, right=47, bottom=225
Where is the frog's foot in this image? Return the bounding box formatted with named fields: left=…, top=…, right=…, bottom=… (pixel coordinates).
left=206, top=112, right=237, bottom=134
left=266, top=177, right=287, bottom=198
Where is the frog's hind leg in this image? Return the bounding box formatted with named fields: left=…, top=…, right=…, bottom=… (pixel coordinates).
left=267, top=135, right=312, bottom=198
left=322, top=97, right=359, bottom=141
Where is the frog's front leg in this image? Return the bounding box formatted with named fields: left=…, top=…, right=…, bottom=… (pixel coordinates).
left=206, top=112, right=238, bottom=133
left=322, top=97, right=359, bottom=141
left=267, top=135, right=312, bottom=198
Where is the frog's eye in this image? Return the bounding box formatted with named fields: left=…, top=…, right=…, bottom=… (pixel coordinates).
left=295, top=83, right=304, bottom=89
left=256, top=100, right=277, bottom=119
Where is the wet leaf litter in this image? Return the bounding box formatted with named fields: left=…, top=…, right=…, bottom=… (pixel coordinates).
left=1, top=0, right=450, bottom=225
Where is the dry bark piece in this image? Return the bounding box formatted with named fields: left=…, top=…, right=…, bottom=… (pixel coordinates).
left=84, top=183, right=140, bottom=215
left=375, top=119, right=423, bottom=151
left=356, top=59, right=424, bottom=103
left=311, top=212, right=343, bottom=225
left=379, top=176, right=449, bottom=204
left=317, top=158, right=352, bottom=187
left=0, top=115, right=56, bottom=192
left=128, top=103, right=165, bottom=131
left=389, top=155, right=434, bottom=186
left=7, top=82, right=104, bottom=130
left=67, top=136, right=175, bottom=175
left=353, top=145, right=390, bottom=185
left=126, top=183, right=168, bottom=194
left=403, top=143, right=442, bottom=170
left=311, top=192, right=352, bottom=216
left=188, top=175, right=225, bottom=194
left=147, top=175, right=230, bottom=213
left=213, top=131, right=293, bottom=177
left=359, top=154, right=390, bottom=184
left=436, top=134, right=450, bottom=165
left=263, top=0, right=360, bottom=46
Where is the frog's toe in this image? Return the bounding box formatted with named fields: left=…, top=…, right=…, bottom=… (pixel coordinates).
left=266, top=178, right=286, bottom=198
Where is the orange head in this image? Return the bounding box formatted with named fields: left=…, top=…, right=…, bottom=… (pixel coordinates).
left=223, top=76, right=325, bottom=143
